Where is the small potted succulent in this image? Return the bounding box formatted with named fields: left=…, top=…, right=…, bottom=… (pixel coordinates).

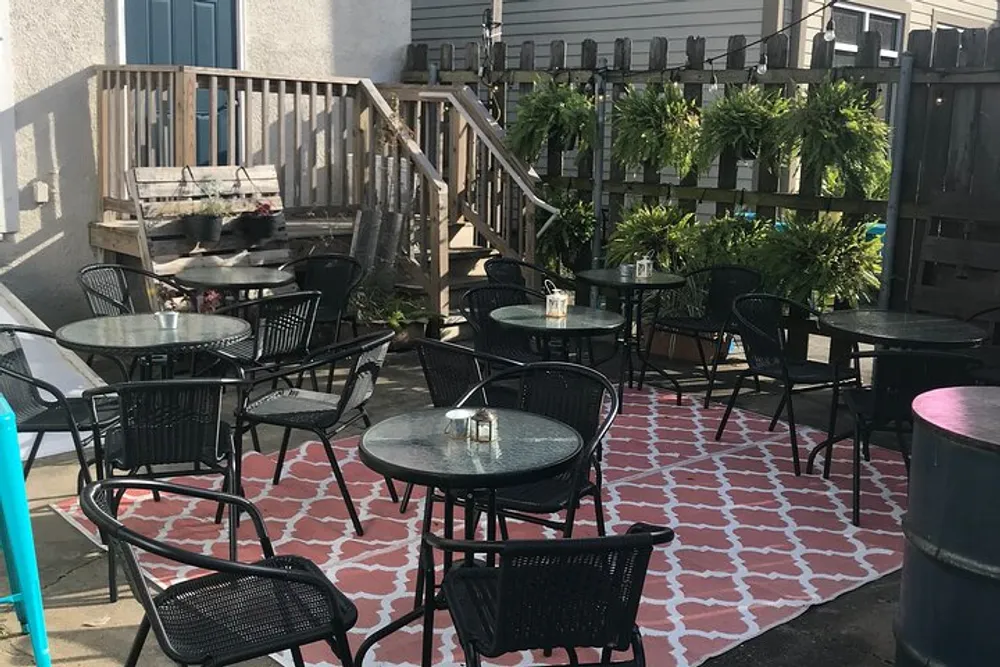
left=235, top=200, right=283, bottom=244
left=180, top=196, right=228, bottom=244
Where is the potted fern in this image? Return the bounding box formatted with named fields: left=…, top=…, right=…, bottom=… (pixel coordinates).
left=698, top=86, right=790, bottom=164
left=507, top=81, right=595, bottom=163
left=612, top=84, right=700, bottom=175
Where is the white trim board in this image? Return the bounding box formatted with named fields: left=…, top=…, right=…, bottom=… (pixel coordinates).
left=0, top=0, right=17, bottom=234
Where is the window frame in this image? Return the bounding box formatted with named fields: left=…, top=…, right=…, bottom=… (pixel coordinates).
left=831, top=1, right=904, bottom=65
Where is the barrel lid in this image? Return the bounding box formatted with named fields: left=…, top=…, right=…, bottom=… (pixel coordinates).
left=912, top=386, right=1000, bottom=451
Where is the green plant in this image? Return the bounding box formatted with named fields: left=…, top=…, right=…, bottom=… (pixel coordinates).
left=535, top=189, right=595, bottom=274
left=606, top=204, right=695, bottom=271
left=507, top=80, right=595, bottom=163
left=197, top=196, right=229, bottom=217
left=757, top=212, right=882, bottom=308
left=675, top=213, right=771, bottom=271
left=780, top=80, right=891, bottom=199
left=697, top=86, right=790, bottom=165
left=351, top=286, right=431, bottom=333
left=612, top=84, right=700, bottom=175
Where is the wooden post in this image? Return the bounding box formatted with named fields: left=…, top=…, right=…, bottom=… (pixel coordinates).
left=715, top=35, right=747, bottom=217
left=173, top=69, right=197, bottom=168
left=608, top=38, right=631, bottom=231
left=889, top=30, right=933, bottom=310
left=644, top=37, right=668, bottom=206
left=678, top=37, right=704, bottom=213
left=518, top=40, right=536, bottom=256
left=755, top=34, right=788, bottom=220
left=841, top=31, right=881, bottom=229
left=440, top=43, right=455, bottom=73
left=577, top=39, right=598, bottom=207
left=490, top=40, right=507, bottom=238
left=798, top=33, right=835, bottom=209
left=546, top=40, right=567, bottom=181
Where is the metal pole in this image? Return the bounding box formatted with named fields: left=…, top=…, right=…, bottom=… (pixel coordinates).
left=879, top=51, right=914, bottom=310
left=590, top=61, right=607, bottom=305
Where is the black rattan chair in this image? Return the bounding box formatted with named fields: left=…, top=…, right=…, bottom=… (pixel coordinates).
left=85, top=378, right=242, bottom=601
left=461, top=285, right=546, bottom=362
left=0, top=325, right=123, bottom=482
left=421, top=523, right=674, bottom=667
left=640, top=266, right=762, bottom=406
left=280, top=254, right=364, bottom=342
left=457, top=362, right=620, bottom=538
left=213, top=291, right=322, bottom=374
left=964, top=305, right=1000, bottom=385
left=806, top=350, right=982, bottom=526
left=714, top=294, right=860, bottom=476
left=80, top=478, right=358, bottom=667
left=238, top=330, right=395, bottom=536
left=78, top=263, right=195, bottom=316
left=485, top=256, right=575, bottom=291
left=395, top=340, right=525, bottom=514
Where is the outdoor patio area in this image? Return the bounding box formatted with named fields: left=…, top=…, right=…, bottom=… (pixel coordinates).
left=1, top=334, right=910, bottom=667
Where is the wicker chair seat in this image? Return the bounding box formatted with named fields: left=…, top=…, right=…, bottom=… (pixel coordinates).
left=18, top=396, right=118, bottom=432
left=215, top=339, right=257, bottom=362
left=153, top=555, right=357, bottom=663
left=652, top=314, right=731, bottom=335
left=245, top=388, right=347, bottom=429
left=755, top=359, right=856, bottom=385
left=103, top=422, right=232, bottom=470
left=488, top=471, right=596, bottom=514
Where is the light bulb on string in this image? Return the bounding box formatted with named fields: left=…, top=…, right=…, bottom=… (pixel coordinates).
left=824, top=19, right=837, bottom=42
left=756, top=53, right=768, bottom=76
left=709, top=73, right=720, bottom=93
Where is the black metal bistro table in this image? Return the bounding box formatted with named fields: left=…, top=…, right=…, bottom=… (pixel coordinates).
left=490, top=303, right=625, bottom=360
left=55, top=313, right=251, bottom=378
left=174, top=266, right=295, bottom=305
left=819, top=310, right=987, bottom=349
left=805, top=309, right=987, bottom=474
left=355, top=407, right=583, bottom=667
left=576, top=268, right=686, bottom=403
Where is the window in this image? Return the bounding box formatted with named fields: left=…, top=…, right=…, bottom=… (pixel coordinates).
left=831, top=3, right=904, bottom=120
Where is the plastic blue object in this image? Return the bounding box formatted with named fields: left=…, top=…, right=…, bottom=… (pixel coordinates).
left=0, top=395, right=51, bottom=666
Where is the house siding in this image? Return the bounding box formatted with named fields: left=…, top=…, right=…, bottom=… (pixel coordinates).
left=413, top=0, right=767, bottom=70
left=1, top=0, right=410, bottom=327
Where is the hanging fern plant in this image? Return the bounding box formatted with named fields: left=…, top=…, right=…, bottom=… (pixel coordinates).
left=698, top=85, right=791, bottom=165
left=507, top=80, right=595, bottom=163
left=612, top=84, right=701, bottom=175
left=780, top=80, right=891, bottom=199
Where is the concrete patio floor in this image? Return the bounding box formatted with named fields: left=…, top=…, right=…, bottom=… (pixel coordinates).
left=0, top=338, right=898, bottom=667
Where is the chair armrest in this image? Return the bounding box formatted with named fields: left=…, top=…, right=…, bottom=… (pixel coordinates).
left=422, top=533, right=507, bottom=556
left=0, top=364, right=74, bottom=413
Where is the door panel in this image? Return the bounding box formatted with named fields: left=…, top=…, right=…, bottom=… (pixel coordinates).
left=125, top=0, right=236, bottom=165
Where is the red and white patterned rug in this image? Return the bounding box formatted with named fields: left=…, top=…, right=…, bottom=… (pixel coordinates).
left=53, top=387, right=907, bottom=667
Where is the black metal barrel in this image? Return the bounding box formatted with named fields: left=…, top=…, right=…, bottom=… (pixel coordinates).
left=897, top=386, right=1000, bottom=667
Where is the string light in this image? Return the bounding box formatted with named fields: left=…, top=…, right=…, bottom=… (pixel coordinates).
left=756, top=53, right=769, bottom=75
left=824, top=18, right=837, bottom=42
left=708, top=59, right=719, bottom=92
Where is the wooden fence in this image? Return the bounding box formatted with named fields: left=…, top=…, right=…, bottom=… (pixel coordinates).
left=403, top=27, right=1000, bottom=316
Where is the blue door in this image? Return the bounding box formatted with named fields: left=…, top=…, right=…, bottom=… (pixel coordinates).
left=125, top=0, right=237, bottom=165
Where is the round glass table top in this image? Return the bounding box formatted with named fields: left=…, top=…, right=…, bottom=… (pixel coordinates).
left=912, top=386, right=1000, bottom=451
left=175, top=266, right=295, bottom=290
left=819, top=310, right=986, bottom=348
left=360, top=408, right=583, bottom=489
left=55, top=313, right=251, bottom=355
left=490, top=304, right=625, bottom=336
left=576, top=268, right=686, bottom=290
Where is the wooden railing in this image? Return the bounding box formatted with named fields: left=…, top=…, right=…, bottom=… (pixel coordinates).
left=95, top=65, right=451, bottom=315
left=378, top=84, right=557, bottom=266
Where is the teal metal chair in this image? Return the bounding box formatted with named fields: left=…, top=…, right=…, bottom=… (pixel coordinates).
left=0, top=395, right=51, bottom=666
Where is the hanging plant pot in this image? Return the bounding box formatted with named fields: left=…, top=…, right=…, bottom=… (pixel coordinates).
left=235, top=210, right=283, bottom=244
left=180, top=214, right=223, bottom=243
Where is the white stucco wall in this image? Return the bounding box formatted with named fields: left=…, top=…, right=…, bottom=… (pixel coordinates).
left=1, top=0, right=410, bottom=327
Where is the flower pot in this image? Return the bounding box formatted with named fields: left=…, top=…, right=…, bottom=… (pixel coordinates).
left=235, top=210, right=283, bottom=244
left=646, top=331, right=730, bottom=365
left=180, top=214, right=223, bottom=243
left=359, top=320, right=427, bottom=352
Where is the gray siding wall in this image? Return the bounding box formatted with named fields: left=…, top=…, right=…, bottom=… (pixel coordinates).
left=413, top=0, right=767, bottom=70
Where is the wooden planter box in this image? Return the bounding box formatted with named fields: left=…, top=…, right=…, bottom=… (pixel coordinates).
left=646, top=330, right=731, bottom=365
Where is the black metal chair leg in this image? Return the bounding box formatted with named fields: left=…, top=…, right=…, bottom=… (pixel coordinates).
left=714, top=372, right=746, bottom=441
left=823, top=381, right=841, bottom=479
left=318, top=434, right=363, bottom=536
left=594, top=490, right=607, bottom=536
left=704, top=330, right=727, bottom=408
left=123, top=616, right=150, bottom=667
left=272, top=427, right=293, bottom=485
left=399, top=482, right=415, bottom=514
left=852, top=423, right=864, bottom=526
left=638, top=325, right=657, bottom=390
left=291, top=647, right=306, bottom=667
left=785, top=385, right=802, bottom=476
left=21, top=432, right=44, bottom=479
left=768, top=391, right=788, bottom=432
left=498, top=514, right=509, bottom=541
left=250, top=426, right=262, bottom=453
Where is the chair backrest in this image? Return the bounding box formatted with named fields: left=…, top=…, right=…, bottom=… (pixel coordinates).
left=78, top=264, right=139, bottom=316
left=336, top=330, right=394, bottom=414
left=458, top=362, right=619, bottom=485
left=867, top=350, right=983, bottom=424
left=488, top=524, right=674, bottom=655
left=485, top=256, right=573, bottom=291
left=731, top=294, right=812, bottom=375
left=281, top=254, right=364, bottom=321
left=416, top=340, right=522, bottom=408
left=219, top=291, right=321, bottom=363
left=0, top=327, right=46, bottom=424
left=698, top=266, right=763, bottom=323
left=461, top=285, right=544, bottom=358
left=90, top=379, right=234, bottom=468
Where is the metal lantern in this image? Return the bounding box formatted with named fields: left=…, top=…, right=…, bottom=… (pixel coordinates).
left=636, top=256, right=654, bottom=280
left=545, top=289, right=569, bottom=318
left=471, top=408, right=498, bottom=443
